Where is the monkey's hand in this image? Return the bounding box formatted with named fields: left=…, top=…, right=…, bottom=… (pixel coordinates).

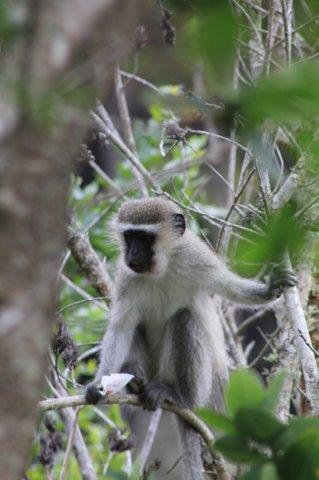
left=85, top=381, right=104, bottom=404
left=268, top=265, right=297, bottom=299
left=121, top=362, right=146, bottom=395
left=140, top=382, right=182, bottom=411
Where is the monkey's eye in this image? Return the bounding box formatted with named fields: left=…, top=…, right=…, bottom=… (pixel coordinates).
left=172, top=213, right=186, bottom=235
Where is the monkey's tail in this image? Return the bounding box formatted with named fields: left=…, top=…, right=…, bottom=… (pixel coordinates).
left=177, top=417, right=204, bottom=480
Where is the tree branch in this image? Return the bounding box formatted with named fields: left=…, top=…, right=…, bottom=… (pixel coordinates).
left=114, top=65, right=148, bottom=196
left=59, top=407, right=80, bottom=480
left=91, top=110, right=159, bottom=191
left=67, top=218, right=112, bottom=301
left=38, top=394, right=231, bottom=480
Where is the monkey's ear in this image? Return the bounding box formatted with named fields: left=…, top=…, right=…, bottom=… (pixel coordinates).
left=172, top=213, right=186, bottom=235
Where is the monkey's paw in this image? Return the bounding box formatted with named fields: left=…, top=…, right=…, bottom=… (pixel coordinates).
left=85, top=382, right=104, bottom=404
left=269, top=265, right=297, bottom=298
left=140, top=382, right=181, bottom=411
left=121, top=362, right=146, bottom=395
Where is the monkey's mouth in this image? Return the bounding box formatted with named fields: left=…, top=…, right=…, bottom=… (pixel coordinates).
left=128, top=263, right=152, bottom=273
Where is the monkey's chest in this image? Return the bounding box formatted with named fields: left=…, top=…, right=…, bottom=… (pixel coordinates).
left=140, top=281, right=191, bottom=318
left=137, top=281, right=193, bottom=348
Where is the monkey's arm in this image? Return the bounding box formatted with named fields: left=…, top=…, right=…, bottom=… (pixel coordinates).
left=209, top=258, right=296, bottom=306
left=181, top=233, right=296, bottom=306
left=211, top=262, right=273, bottom=305
left=86, top=302, right=138, bottom=404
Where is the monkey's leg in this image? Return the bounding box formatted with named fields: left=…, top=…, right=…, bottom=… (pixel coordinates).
left=139, top=323, right=184, bottom=411
left=121, top=324, right=150, bottom=394
left=140, top=381, right=182, bottom=411
left=158, top=308, right=212, bottom=480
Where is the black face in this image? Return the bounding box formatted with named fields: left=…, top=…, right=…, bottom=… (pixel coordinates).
left=124, top=230, right=156, bottom=273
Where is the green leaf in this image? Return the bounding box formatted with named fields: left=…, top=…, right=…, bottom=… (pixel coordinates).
left=107, top=472, right=129, bottom=480
left=273, top=417, right=319, bottom=452
left=240, top=466, right=262, bottom=480
left=234, top=408, right=285, bottom=445
left=215, top=435, right=267, bottom=463
left=276, top=430, right=319, bottom=480
left=241, top=463, right=279, bottom=480
left=239, top=62, right=319, bottom=125
left=196, top=408, right=236, bottom=434
left=261, top=371, right=287, bottom=413
left=225, top=369, right=265, bottom=416
left=240, top=465, right=263, bottom=480
left=260, top=463, right=279, bottom=480
left=233, top=204, right=305, bottom=278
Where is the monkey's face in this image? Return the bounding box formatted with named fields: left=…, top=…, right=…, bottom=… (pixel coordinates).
left=123, top=230, right=156, bottom=273
left=116, top=198, right=187, bottom=277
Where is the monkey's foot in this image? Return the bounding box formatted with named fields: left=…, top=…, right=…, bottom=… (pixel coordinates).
left=85, top=382, right=104, bottom=404
left=121, top=362, right=147, bottom=394
left=140, top=382, right=181, bottom=411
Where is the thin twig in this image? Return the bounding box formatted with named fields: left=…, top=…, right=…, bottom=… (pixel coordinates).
left=166, top=456, right=183, bottom=475
left=138, top=410, right=162, bottom=473
left=61, top=274, right=108, bottom=312
left=186, top=128, right=255, bottom=158
left=57, top=297, right=109, bottom=316
left=114, top=65, right=148, bottom=196
left=236, top=306, right=272, bottom=336
left=227, top=128, right=238, bottom=208
left=120, top=70, right=164, bottom=96
left=216, top=168, right=256, bottom=253
left=295, top=193, right=319, bottom=218
left=204, top=162, right=235, bottom=197
left=298, top=328, right=319, bottom=358
left=248, top=327, right=279, bottom=367
left=91, top=110, right=160, bottom=191
left=59, top=407, right=80, bottom=480
left=49, top=373, right=97, bottom=480
left=162, top=191, right=260, bottom=236
left=89, top=159, right=123, bottom=196
left=280, top=0, right=293, bottom=65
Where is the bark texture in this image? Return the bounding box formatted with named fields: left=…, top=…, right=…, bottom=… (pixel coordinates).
left=0, top=1, right=150, bottom=478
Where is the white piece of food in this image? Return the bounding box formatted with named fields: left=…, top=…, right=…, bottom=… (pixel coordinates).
left=100, top=373, right=134, bottom=395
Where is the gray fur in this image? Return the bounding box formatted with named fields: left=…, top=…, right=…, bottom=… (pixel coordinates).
left=90, top=197, right=278, bottom=480
left=117, top=196, right=182, bottom=225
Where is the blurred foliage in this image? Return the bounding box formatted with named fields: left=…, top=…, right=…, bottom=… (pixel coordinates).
left=198, top=369, right=319, bottom=480
left=234, top=202, right=306, bottom=277
left=0, top=0, right=24, bottom=43
left=238, top=63, right=319, bottom=127
left=185, top=2, right=237, bottom=87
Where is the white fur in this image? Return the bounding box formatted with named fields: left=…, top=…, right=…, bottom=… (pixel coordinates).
left=116, top=222, right=161, bottom=234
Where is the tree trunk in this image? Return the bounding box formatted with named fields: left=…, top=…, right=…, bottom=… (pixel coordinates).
left=0, top=1, right=150, bottom=478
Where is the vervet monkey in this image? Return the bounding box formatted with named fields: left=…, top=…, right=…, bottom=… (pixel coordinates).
left=86, top=197, right=296, bottom=479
